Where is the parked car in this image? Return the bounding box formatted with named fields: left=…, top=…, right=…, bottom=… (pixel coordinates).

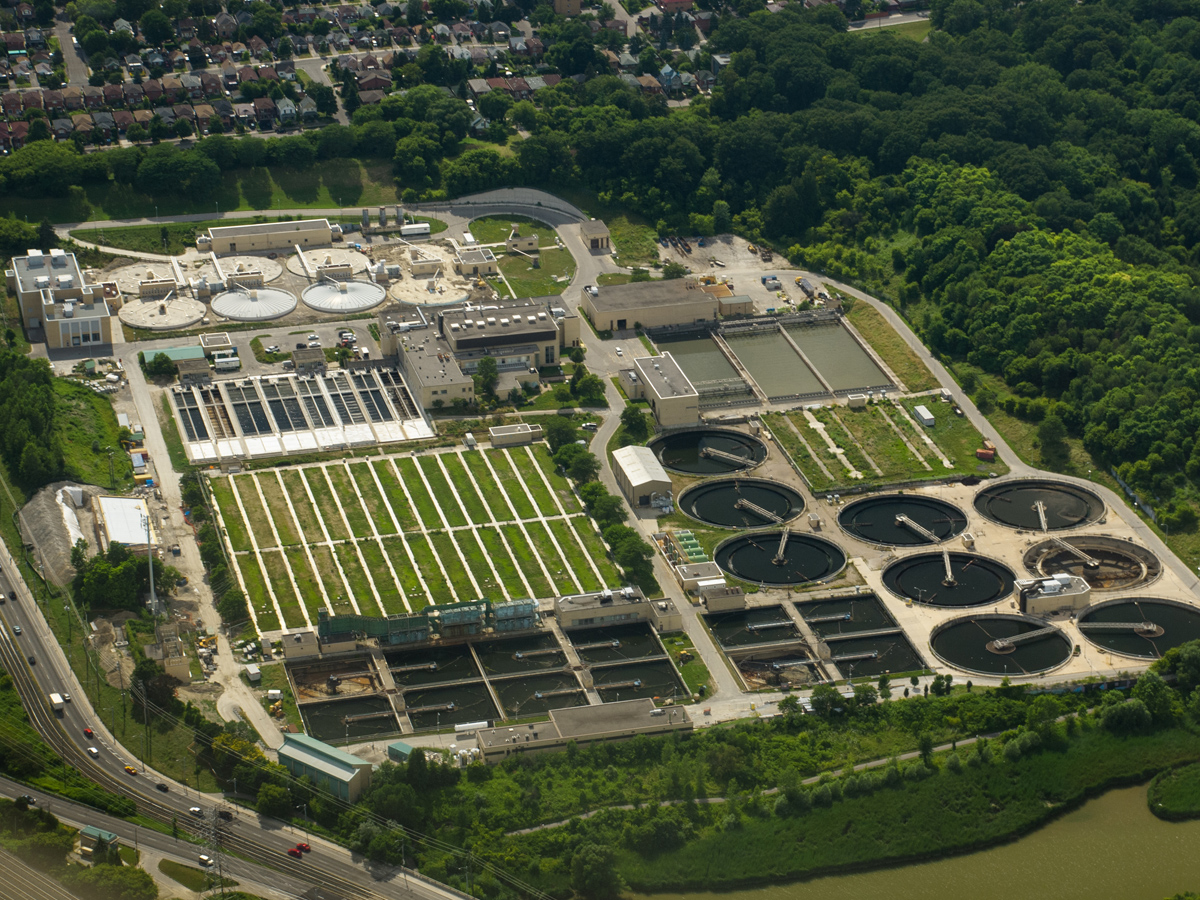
left=295, top=342, right=307, bottom=350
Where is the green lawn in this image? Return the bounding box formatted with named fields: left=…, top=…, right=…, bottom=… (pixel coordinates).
left=54, top=379, right=135, bottom=490
left=280, top=469, right=323, bottom=538
left=284, top=546, right=325, bottom=617
left=547, top=519, right=601, bottom=592
left=762, top=413, right=837, bottom=492
left=357, top=540, right=403, bottom=614
left=349, top=462, right=396, bottom=534
left=570, top=516, right=623, bottom=584
left=236, top=553, right=281, bottom=632
left=210, top=478, right=251, bottom=552
left=854, top=18, right=933, bottom=40
left=258, top=475, right=300, bottom=546
left=428, top=531, right=474, bottom=599
left=485, top=450, right=538, bottom=518
left=898, top=397, right=1009, bottom=478
left=405, top=533, right=454, bottom=603
left=523, top=521, right=573, bottom=594
left=234, top=476, right=276, bottom=549
left=382, top=536, right=429, bottom=609
left=303, top=466, right=349, bottom=540
left=373, top=460, right=420, bottom=531
left=158, top=859, right=237, bottom=892
left=468, top=215, right=558, bottom=245
left=259, top=549, right=307, bottom=628
left=477, top=526, right=528, bottom=597
left=17, top=157, right=408, bottom=224
left=439, top=453, right=491, bottom=525
left=417, top=455, right=469, bottom=527
left=395, top=457, right=443, bottom=528
left=256, top=662, right=302, bottom=732
left=662, top=632, right=712, bottom=697
left=323, top=465, right=372, bottom=537
left=158, top=393, right=190, bottom=473
left=556, top=187, right=661, bottom=267
left=452, top=528, right=503, bottom=600
left=502, top=524, right=555, bottom=598
left=463, top=450, right=514, bottom=521
left=837, top=403, right=931, bottom=481
left=497, top=247, right=576, bottom=298
left=531, top=445, right=581, bottom=513
left=334, top=542, right=380, bottom=614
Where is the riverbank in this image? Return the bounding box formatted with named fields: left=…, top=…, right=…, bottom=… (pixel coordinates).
left=1149, top=761, right=1200, bottom=821
left=507, top=722, right=1200, bottom=894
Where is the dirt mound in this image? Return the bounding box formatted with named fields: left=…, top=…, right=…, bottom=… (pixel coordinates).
left=17, top=481, right=104, bottom=587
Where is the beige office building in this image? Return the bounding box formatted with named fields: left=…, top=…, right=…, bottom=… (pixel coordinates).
left=581, top=280, right=753, bottom=331
left=619, top=353, right=699, bottom=428
left=6, top=249, right=113, bottom=349
left=201, top=219, right=332, bottom=253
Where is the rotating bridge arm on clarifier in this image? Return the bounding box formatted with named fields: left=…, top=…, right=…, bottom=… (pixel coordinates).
left=1034, top=500, right=1100, bottom=567
left=1078, top=621, right=1159, bottom=633
left=990, top=625, right=1059, bottom=650
left=701, top=446, right=750, bottom=465
left=735, top=497, right=784, bottom=523
left=942, top=548, right=957, bottom=586
left=209, top=251, right=225, bottom=282
left=295, top=244, right=315, bottom=279
left=773, top=528, right=791, bottom=565
left=895, top=514, right=942, bottom=544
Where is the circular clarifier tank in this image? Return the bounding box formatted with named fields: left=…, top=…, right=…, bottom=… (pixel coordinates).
left=715, top=532, right=846, bottom=586
left=678, top=478, right=804, bottom=529
left=931, top=614, right=1072, bottom=676
left=883, top=552, right=1015, bottom=607
left=648, top=428, right=767, bottom=475
left=1077, top=598, right=1200, bottom=658
left=1023, top=535, right=1161, bottom=591
left=210, top=286, right=297, bottom=321
left=838, top=495, right=967, bottom=546
left=302, top=279, right=387, bottom=314
left=974, top=479, right=1104, bottom=530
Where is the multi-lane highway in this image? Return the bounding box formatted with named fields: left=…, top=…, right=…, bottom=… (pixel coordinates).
left=0, top=554, right=463, bottom=900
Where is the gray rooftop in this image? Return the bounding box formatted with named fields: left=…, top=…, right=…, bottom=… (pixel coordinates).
left=208, top=218, right=331, bottom=239
left=579, top=219, right=609, bottom=238
left=585, top=279, right=716, bottom=312
left=632, top=352, right=697, bottom=399
left=402, top=335, right=472, bottom=386
left=11, top=249, right=86, bottom=294
left=551, top=698, right=689, bottom=738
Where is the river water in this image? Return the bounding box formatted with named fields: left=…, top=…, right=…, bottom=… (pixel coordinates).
left=638, top=786, right=1200, bottom=900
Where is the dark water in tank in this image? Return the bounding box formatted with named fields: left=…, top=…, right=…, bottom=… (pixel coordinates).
left=821, top=633, right=925, bottom=677
left=593, top=659, right=686, bottom=702
left=682, top=479, right=805, bottom=528
left=705, top=606, right=799, bottom=647
left=301, top=696, right=400, bottom=742
left=797, top=595, right=896, bottom=636
left=883, top=553, right=1014, bottom=607
left=490, top=672, right=587, bottom=716
left=716, top=533, right=846, bottom=586
left=404, top=682, right=498, bottom=730
left=839, top=495, right=967, bottom=546
left=932, top=616, right=1070, bottom=675
left=650, top=430, right=767, bottom=475
left=1079, top=599, right=1200, bottom=658
left=974, top=480, right=1104, bottom=530
left=567, top=623, right=665, bottom=662
left=474, top=633, right=566, bottom=675
left=384, top=645, right=481, bottom=686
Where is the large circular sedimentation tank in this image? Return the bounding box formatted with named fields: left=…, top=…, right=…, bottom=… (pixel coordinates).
left=210, top=286, right=297, bottom=321
left=1077, top=598, right=1200, bottom=658
left=1023, top=536, right=1161, bottom=591
left=678, top=478, right=804, bottom=529
left=931, top=614, right=1072, bottom=676
left=715, top=532, right=846, bottom=586
left=974, top=479, right=1104, bottom=530
left=649, top=428, right=767, bottom=475
left=302, top=280, right=388, bottom=314
left=838, top=495, right=967, bottom=546
left=883, top=552, right=1015, bottom=607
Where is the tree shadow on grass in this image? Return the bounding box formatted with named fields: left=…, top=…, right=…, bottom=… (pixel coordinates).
left=240, top=166, right=275, bottom=210
left=273, top=165, right=321, bottom=205
left=318, top=158, right=368, bottom=207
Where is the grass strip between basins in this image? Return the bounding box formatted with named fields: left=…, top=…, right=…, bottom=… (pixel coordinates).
left=429, top=530, right=476, bottom=598
left=547, top=519, right=601, bottom=592
left=524, top=520, right=574, bottom=594
left=395, top=457, right=444, bottom=529
left=236, top=553, right=281, bottom=632
left=418, top=455, right=469, bottom=527
left=284, top=546, right=325, bottom=618
left=501, top=524, right=555, bottom=598
left=373, top=460, right=421, bottom=531
left=382, top=536, right=428, bottom=609
left=532, top=445, right=581, bottom=513
left=453, top=528, right=504, bottom=600
left=570, top=516, right=623, bottom=584
left=350, top=462, right=397, bottom=534
left=463, top=451, right=513, bottom=522
left=334, top=542, right=377, bottom=614
left=303, top=466, right=350, bottom=540
left=485, top=450, right=539, bottom=519
left=477, top=526, right=527, bottom=597
left=210, top=477, right=251, bottom=552
left=406, top=533, right=455, bottom=603
left=357, top=539, right=404, bottom=614
left=258, top=474, right=300, bottom=546
left=234, top=475, right=276, bottom=550
left=280, top=469, right=324, bottom=538
left=439, top=453, right=492, bottom=525
left=506, top=449, right=556, bottom=514
left=259, top=550, right=307, bottom=628
left=324, top=464, right=373, bottom=538
left=309, top=544, right=348, bottom=614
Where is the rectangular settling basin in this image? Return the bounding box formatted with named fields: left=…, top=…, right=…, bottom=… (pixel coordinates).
left=724, top=331, right=824, bottom=398
left=704, top=606, right=800, bottom=648
left=592, top=659, right=685, bottom=703
left=657, top=336, right=755, bottom=403
left=490, top=672, right=587, bottom=716
left=300, top=696, right=399, bottom=742
left=784, top=322, right=890, bottom=392
left=385, top=645, right=481, bottom=686
left=474, top=633, right=568, bottom=676
left=404, top=682, right=499, bottom=731
left=567, top=623, right=666, bottom=663
left=796, top=594, right=897, bottom=637
left=822, top=633, right=924, bottom=678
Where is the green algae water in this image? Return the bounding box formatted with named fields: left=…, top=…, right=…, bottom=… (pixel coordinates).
left=639, top=786, right=1200, bottom=900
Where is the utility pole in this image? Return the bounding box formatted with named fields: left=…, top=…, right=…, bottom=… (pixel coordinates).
left=140, top=680, right=149, bottom=772
left=142, top=511, right=158, bottom=616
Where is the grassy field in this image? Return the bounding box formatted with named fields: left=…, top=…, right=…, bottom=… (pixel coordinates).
left=761, top=412, right=837, bottom=492
left=468, top=215, right=557, bottom=245
left=1148, top=761, right=1200, bottom=820
left=899, top=397, right=1009, bottom=478
left=210, top=449, right=625, bottom=630
left=662, top=632, right=713, bottom=697
left=157, top=393, right=191, bottom=474
left=54, top=379, right=135, bottom=490
left=14, top=158, right=406, bottom=224
left=556, top=187, right=660, bottom=267
left=158, top=859, right=237, bottom=892
left=843, top=299, right=939, bottom=392
left=256, top=662, right=303, bottom=732
left=497, top=247, right=576, bottom=298
left=854, top=18, right=933, bottom=40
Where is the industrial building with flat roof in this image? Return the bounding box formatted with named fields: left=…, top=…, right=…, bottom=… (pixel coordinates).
left=92, top=496, right=156, bottom=554
left=580, top=279, right=753, bottom=331
left=6, top=249, right=113, bottom=349
left=476, top=698, right=691, bottom=762
left=555, top=586, right=682, bottom=632
left=612, top=445, right=673, bottom=508
left=277, top=733, right=373, bottom=801
left=199, top=219, right=332, bottom=253
left=619, top=353, right=700, bottom=428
